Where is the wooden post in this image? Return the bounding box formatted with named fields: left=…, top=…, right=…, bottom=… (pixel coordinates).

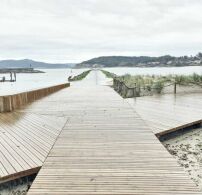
left=14, top=72, right=16, bottom=82
left=134, top=83, right=136, bottom=97
left=10, top=72, right=12, bottom=82
left=174, top=82, right=177, bottom=94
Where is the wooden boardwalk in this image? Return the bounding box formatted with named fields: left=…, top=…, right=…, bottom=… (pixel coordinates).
left=0, top=83, right=70, bottom=183
left=27, top=71, right=201, bottom=194
left=0, top=83, right=69, bottom=112
left=0, top=111, right=67, bottom=183
left=127, top=94, right=202, bottom=137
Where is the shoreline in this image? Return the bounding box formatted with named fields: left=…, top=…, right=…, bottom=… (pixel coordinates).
left=0, top=68, right=44, bottom=74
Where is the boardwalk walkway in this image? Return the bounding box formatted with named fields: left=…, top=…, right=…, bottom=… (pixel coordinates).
left=127, top=93, right=202, bottom=136
left=28, top=71, right=200, bottom=194
left=0, top=109, right=66, bottom=183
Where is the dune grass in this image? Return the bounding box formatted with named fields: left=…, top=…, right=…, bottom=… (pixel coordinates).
left=68, top=70, right=91, bottom=81
left=115, top=73, right=202, bottom=87
left=101, top=70, right=117, bottom=78
left=101, top=69, right=202, bottom=94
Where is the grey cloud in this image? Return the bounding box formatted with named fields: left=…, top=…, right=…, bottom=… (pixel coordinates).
left=0, top=0, right=202, bottom=62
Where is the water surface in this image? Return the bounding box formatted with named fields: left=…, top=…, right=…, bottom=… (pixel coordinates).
left=104, top=66, right=202, bottom=76
left=0, top=68, right=88, bottom=96
left=0, top=66, right=202, bottom=96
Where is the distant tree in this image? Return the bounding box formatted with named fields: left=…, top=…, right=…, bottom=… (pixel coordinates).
left=183, top=56, right=188, bottom=60
left=196, top=52, right=202, bottom=59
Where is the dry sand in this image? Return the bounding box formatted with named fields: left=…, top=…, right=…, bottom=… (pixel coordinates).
left=163, top=127, right=202, bottom=189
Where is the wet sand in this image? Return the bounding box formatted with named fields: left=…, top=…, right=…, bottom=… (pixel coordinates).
left=0, top=175, right=36, bottom=195
left=163, top=127, right=202, bottom=189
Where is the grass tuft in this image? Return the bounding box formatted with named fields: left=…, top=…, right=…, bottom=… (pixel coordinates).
left=101, top=69, right=202, bottom=95
left=68, top=70, right=91, bottom=81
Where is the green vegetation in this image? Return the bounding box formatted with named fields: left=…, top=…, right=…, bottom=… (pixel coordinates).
left=114, top=74, right=164, bottom=94
left=76, top=52, right=202, bottom=68
left=68, top=70, right=91, bottom=81
left=153, top=80, right=164, bottom=94
left=101, top=70, right=117, bottom=78
left=116, top=73, right=202, bottom=88
left=78, top=55, right=175, bottom=67
left=102, top=69, right=202, bottom=96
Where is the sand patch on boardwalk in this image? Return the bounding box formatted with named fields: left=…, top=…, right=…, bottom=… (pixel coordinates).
left=163, top=127, right=202, bottom=189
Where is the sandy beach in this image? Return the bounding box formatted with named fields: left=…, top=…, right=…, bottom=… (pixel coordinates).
left=163, top=127, right=202, bottom=189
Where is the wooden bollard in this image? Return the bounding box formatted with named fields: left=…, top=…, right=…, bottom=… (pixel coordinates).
left=174, top=82, right=177, bottom=94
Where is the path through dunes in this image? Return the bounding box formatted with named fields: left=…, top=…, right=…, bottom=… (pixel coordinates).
left=28, top=71, right=201, bottom=194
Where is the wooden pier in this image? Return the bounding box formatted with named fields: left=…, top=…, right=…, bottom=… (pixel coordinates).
left=0, top=71, right=201, bottom=194
left=127, top=93, right=202, bottom=137
left=27, top=71, right=200, bottom=194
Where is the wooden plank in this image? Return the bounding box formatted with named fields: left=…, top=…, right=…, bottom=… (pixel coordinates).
left=0, top=83, right=70, bottom=112
left=1, top=70, right=201, bottom=193
left=28, top=71, right=201, bottom=194
left=127, top=93, right=202, bottom=135
left=0, top=112, right=67, bottom=183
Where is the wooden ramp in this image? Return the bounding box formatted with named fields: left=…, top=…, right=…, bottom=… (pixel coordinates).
left=0, top=84, right=69, bottom=184
left=0, top=83, right=69, bottom=182
left=28, top=71, right=200, bottom=194
left=127, top=94, right=202, bottom=137
left=0, top=111, right=67, bottom=183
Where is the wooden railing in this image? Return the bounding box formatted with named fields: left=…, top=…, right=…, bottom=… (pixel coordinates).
left=113, top=78, right=178, bottom=98
left=0, top=83, right=70, bottom=112
left=113, top=79, right=140, bottom=98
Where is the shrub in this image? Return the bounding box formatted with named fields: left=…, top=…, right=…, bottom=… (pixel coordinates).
left=153, top=81, right=164, bottom=94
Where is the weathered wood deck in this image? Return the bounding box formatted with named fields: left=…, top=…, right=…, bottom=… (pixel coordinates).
left=0, top=83, right=69, bottom=112
left=0, top=83, right=70, bottom=183
left=27, top=71, right=201, bottom=194
left=0, top=111, right=67, bottom=183
left=127, top=94, right=202, bottom=137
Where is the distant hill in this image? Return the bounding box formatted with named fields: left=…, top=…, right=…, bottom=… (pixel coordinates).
left=76, top=53, right=202, bottom=68
left=0, top=59, right=75, bottom=69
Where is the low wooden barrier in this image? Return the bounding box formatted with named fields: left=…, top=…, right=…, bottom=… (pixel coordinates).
left=157, top=120, right=202, bottom=141
left=0, top=83, right=70, bottom=112
left=113, top=78, right=179, bottom=98
left=113, top=79, right=140, bottom=98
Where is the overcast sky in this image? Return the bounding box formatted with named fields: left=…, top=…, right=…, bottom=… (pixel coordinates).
left=0, top=0, right=202, bottom=63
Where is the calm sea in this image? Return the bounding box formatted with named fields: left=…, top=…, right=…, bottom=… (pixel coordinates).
left=0, top=66, right=202, bottom=95
left=0, top=68, right=88, bottom=95
left=104, top=66, right=202, bottom=76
